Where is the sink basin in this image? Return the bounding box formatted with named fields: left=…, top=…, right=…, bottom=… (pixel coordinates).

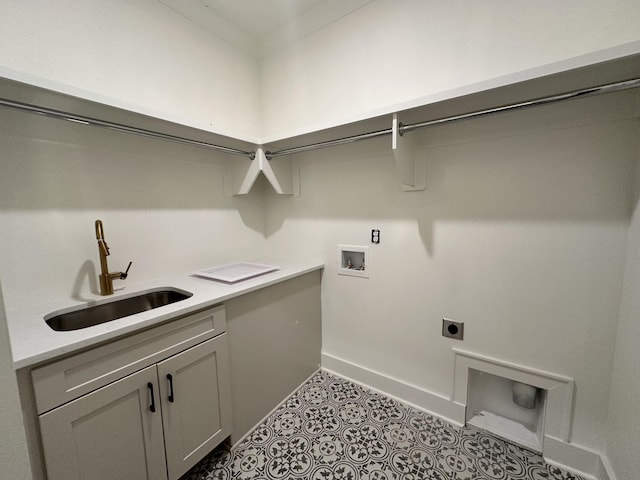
left=45, top=288, right=193, bottom=331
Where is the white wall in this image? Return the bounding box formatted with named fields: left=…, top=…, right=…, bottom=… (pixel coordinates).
left=0, top=0, right=261, bottom=142
left=0, top=103, right=267, bottom=478
left=264, top=91, right=639, bottom=453
left=0, top=4, right=245, bottom=477
left=2, top=2, right=640, bottom=476
left=0, top=107, right=267, bottom=311
left=260, top=0, right=640, bottom=140
left=0, top=283, right=32, bottom=479
left=0, top=4, right=265, bottom=471
left=605, top=128, right=640, bottom=480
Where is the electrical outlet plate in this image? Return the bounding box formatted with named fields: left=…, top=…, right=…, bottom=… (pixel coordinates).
left=442, top=318, right=464, bottom=340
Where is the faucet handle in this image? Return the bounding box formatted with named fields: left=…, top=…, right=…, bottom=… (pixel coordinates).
left=121, top=261, right=133, bottom=279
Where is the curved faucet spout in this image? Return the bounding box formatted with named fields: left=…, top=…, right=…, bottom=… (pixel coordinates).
left=94, top=219, right=131, bottom=295
left=95, top=220, right=109, bottom=256
left=95, top=219, right=104, bottom=240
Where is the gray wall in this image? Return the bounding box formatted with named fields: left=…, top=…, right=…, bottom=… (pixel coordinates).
left=605, top=127, right=640, bottom=479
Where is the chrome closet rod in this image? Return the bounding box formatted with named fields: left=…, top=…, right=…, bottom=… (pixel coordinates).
left=401, top=77, right=640, bottom=134
left=266, top=77, right=640, bottom=159
left=0, top=98, right=256, bottom=159
left=266, top=128, right=394, bottom=158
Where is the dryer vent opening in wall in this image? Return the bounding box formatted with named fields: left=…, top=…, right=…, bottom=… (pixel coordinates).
left=338, top=245, right=369, bottom=278
left=466, top=369, right=546, bottom=452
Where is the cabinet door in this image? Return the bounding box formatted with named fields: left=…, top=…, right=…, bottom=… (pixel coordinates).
left=39, top=365, right=167, bottom=480
left=157, top=334, right=232, bottom=480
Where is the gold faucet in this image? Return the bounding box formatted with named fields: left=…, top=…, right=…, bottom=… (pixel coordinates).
left=95, top=220, right=132, bottom=295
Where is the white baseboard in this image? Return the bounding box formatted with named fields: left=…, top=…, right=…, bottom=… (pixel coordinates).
left=321, top=352, right=465, bottom=427
left=321, top=351, right=609, bottom=480
left=543, top=435, right=604, bottom=479
left=597, top=452, right=616, bottom=480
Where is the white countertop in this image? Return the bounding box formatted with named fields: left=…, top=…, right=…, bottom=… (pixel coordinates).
left=6, top=259, right=323, bottom=370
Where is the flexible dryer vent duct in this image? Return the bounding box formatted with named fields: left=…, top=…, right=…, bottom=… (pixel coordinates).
left=512, top=381, right=538, bottom=409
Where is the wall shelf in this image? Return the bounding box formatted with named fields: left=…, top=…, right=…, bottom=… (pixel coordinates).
left=0, top=74, right=256, bottom=158
left=260, top=42, right=640, bottom=146
left=261, top=43, right=640, bottom=192
left=2, top=43, right=639, bottom=195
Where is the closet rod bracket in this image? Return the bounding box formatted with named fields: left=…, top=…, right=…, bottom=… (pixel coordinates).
left=227, top=148, right=299, bottom=196
left=392, top=114, right=425, bottom=191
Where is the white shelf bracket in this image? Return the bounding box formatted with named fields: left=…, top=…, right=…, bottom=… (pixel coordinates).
left=262, top=151, right=299, bottom=196
left=225, top=148, right=299, bottom=196
left=226, top=150, right=261, bottom=196
left=392, top=113, right=425, bottom=191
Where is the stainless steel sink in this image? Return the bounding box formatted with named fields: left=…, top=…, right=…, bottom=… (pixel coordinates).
left=45, top=288, right=193, bottom=331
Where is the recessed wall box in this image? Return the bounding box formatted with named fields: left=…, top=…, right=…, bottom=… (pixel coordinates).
left=442, top=319, right=464, bottom=340
left=466, top=369, right=546, bottom=452
left=338, top=245, right=369, bottom=278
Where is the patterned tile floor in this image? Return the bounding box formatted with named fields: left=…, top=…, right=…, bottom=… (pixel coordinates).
left=182, top=371, right=584, bottom=480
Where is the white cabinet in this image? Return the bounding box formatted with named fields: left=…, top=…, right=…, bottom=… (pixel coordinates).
left=158, top=334, right=231, bottom=480
left=39, top=365, right=167, bottom=480
left=33, top=306, right=232, bottom=480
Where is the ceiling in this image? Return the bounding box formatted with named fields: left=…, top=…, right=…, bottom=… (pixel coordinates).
left=159, top=0, right=373, bottom=58
left=198, top=0, right=328, bottom=38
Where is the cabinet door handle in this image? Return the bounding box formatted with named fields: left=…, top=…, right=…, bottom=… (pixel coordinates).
left=147, top=382, right=156, bottom=413
left=167, top=374, right=175, bottom=403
